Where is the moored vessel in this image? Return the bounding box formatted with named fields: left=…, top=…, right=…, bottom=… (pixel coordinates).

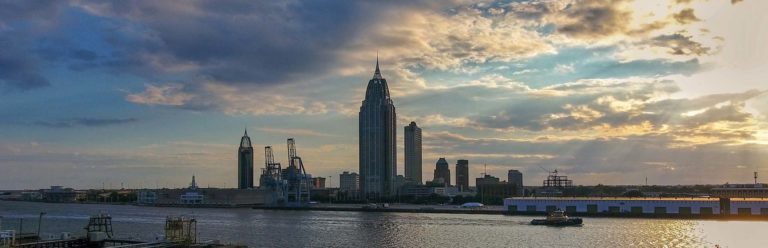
left=530, top=209, right=583, bottom=226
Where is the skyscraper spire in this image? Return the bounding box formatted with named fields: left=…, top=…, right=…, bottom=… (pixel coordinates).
left=244, top=127, right=248, bottom=137
left=373, top=53, right=382, bottom=79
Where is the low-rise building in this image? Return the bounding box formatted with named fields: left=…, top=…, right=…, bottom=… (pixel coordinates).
left=41, top=186, right=79, bottom=203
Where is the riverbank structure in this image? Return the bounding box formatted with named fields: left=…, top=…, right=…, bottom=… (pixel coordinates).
left=504, top=197, right=768, bottom=216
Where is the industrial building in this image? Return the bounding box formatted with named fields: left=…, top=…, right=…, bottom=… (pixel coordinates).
left=137, top=175, right=271, bottom=206
left=504, top=197, right=768, bottom=216
left=258, top=138, right=312, bottom=206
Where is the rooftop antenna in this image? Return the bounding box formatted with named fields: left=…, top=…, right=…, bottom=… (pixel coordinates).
left=755, top=171, right=758, bottom=185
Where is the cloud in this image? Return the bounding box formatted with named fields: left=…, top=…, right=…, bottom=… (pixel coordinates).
left=34, top=117, right=138, bottom=128
left=554, top=0, right=634, bottom=39
left=395, top=74, right=764, bottom=144
left=646, top=33, right=711, bottom=56
left=673, top=8, right=700, bottom=24
left=126, top=84, right=194, bottom=106
left=423, top=130, right=768, bottom=185
left=127, top=82, right=333, bottom=116
left=256, top=127, right=333, bottom=137
left=0, top=34, right=51, bottom=91
left=0, top=1, right=69, bottom=91
left=554, top=63, right=576, bottom=73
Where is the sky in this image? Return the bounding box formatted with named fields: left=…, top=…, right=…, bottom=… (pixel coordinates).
left=1, top=0, right=768, bottom=189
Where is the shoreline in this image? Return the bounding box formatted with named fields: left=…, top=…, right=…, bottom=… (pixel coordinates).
left=254, top=204, right=768, bottom=220
left=6, top=200, right=768, bottom=220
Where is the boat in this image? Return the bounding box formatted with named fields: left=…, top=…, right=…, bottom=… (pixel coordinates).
left=530, top=209, right=583, bottom=226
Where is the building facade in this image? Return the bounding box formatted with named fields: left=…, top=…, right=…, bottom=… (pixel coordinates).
left=456, top=160, right=469, bottom=191
left=711, top=183, right=768, bottom=198
left=404, top=121, right=422, bottom=184
left=508, top=169, right=523, bottom=196
left=476, top=174, right=500, bottom=185
left=311, top=177, right=326, bottom=189
left=433, top=158, right=451, bottom=186
left=238, top=129, right=254, bottom=189
left=504, top=197, right=768, bottom=216
left=359, top=59, right=397, bottom=200
left=340, top=171, right=360, bottom=192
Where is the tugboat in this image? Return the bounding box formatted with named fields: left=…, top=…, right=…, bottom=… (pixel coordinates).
left=530, top=209, right=583, bottom=226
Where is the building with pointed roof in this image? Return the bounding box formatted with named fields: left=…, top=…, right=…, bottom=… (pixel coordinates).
left=359, top=58, right=397, bottom=200
left=238, top=129, right=254, bottom=189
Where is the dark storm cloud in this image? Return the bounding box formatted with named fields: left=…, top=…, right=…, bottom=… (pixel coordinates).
left=35, top=118, right=138, bottom=128
left=0, top=1, right=69, bottom=91
left=77, top=0, right=384, bottom=85
left=0, top=38, right=50, bottom=91
left=0, top=0, right=62, bottom=24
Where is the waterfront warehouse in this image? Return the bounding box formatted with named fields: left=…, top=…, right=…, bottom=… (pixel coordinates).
left=504, top=197, right=768, bottom=216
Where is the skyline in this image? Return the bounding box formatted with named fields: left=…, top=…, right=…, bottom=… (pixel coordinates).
left=2, top=0, right=768, bottom=189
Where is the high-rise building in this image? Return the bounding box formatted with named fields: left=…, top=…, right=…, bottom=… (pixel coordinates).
left=508, top=169, right=524, bottom=196
left=359, top=58, right=397, bottom=200
left=404, top=121, right=422, bottom=184
left=237, top=129, right=254, bottom=189
left=456, top=159, right=469, bottom=191
left=339, top=171, right=360, bottom=192
left=311, top=177, right=326, bottom=189
left=433, top=158, right=451, bottom=186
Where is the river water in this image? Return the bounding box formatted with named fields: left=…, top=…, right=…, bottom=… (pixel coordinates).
left=1, top=201, right=766, bottom=247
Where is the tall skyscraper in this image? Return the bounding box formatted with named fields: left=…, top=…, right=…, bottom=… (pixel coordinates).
left=359, top=58, right=397, bottom=200
left=433, top=158, right=451, bottom=186
left=404, top=121, right=422, bottom=184
left=508, top=169, right=524, bottom=196
left=456, top=159, right=469, bottom=191
left=237, top=129, right=254, bottom=189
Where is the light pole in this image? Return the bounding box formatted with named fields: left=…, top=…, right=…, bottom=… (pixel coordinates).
left=37, top=212, right=46, bottom=239
left=328, top=176, right=333, bottom=204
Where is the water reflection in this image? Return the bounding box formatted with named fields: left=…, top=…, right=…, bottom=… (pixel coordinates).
left=1, top=201, right=766, bottom=247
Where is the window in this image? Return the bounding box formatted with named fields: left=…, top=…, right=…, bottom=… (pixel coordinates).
left=587, top=204, right=598, bottom=213
left=526, top=205, right=537, bottom=212
left=679, top=207, right=692, bottom=215
left=608, top=206, right=620, bottom=213
left=738, top=208, right=752, bottom=215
